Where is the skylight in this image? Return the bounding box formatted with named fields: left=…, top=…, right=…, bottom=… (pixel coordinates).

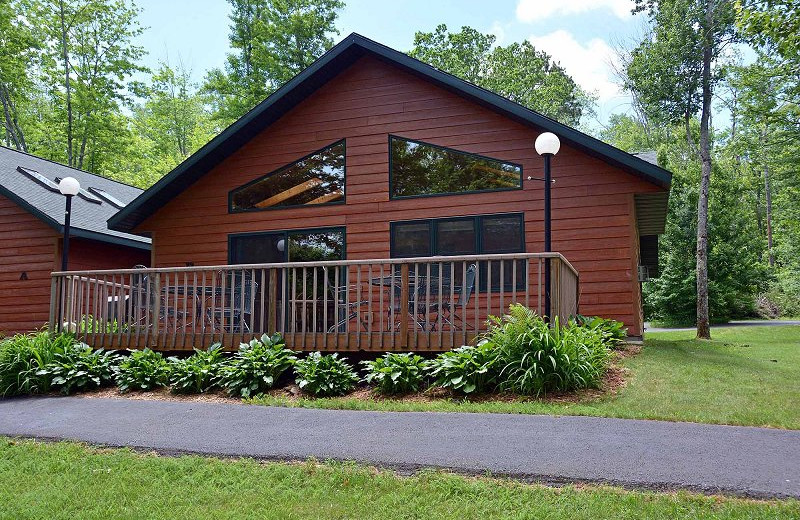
left=17, top=166, right=60, bottom=192
left=54, top=177, right=102, bottom=204
left=88, top=187, right=126, bottom=208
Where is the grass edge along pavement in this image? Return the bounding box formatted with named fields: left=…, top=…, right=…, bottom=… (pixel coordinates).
left=0, top=438, right=798, bottom=520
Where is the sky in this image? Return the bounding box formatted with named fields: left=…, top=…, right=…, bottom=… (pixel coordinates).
left=134, top=0, right=654, bottom=128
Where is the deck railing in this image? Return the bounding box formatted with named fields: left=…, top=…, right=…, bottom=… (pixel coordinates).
left=49, top=253, right=579, bottom=352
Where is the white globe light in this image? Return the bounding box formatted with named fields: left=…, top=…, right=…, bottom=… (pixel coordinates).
left=535, top=132, right=561, bottom=156
left=276, top=239, right=285, bottom=252
left=58, top=176, right=80, bottom=196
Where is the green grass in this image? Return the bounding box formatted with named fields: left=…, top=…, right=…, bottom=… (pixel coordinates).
left=250, top=326, right=800, bottom=429
left=0, top=439, right=797, bottom=519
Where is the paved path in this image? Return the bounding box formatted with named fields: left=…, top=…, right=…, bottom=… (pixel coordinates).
left=645, top=320, right=800, bottom=333
left=1, top=396, right=798, bottom=499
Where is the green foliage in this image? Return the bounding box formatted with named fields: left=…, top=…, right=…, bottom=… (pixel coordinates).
left=218, top=334, right=296, bottom=398
left=484, top=305, right=612, bottom=397
left=0, top=331, right=74, bottom=396
left=203, top=0, right=344, bottom=124
left=573, top=315, right=628, bottom=347
left=361, top=352, right=429, bottom=395
left=116, top=349, right=170, bottom=393
left=40, top=343, right=120, bottom=395
left=409, top=24, right=592, bottom=126
left=167, top=344, right=227, bottom=394
left=294, top=352, right=358, bottom=397
left=427, top=343, right=500, bottom=395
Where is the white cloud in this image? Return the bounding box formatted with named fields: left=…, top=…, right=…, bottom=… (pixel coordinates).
left=488, top=21, right=506, bottom=46
left=516, top=0, right=632, bottom=22
left=528, top=30, right=621, bottom=102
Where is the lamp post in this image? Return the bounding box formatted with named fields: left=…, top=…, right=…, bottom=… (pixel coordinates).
left=58, top=177, right=80, bottom=271
left=534, top=132, right=560, bottom=321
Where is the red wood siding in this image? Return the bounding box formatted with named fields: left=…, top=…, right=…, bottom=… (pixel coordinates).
left=137, top=56, right=666, bottom=336
left=0, top=193, right=150, bottom=335
left=0, top=194, right=57, bottom=334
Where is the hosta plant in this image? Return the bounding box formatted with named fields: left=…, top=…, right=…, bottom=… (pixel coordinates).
left=294, top=352, right=359, bottom=397
left=41, top=343, right=120, bottom=395
left=428, top=342, right=499, bottom=395
left=116, top=349, right=170, bottom=392
left=361, top=352, right=429, bottom=395
left=168, top=344, right=227, bottom=394
left=218, top=334, right=296, bottom=398
left=573, top=314, right=628, bottom=347
left=0, top=331, right=74, bottom=396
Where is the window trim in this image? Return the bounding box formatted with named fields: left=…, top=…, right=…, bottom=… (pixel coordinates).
left=388, top=134, right=524, bottom=201
left=228, top=139, right=346, bottom=214
left=228, top=226, right=347, bottom=264
left=389, top=213, right=525, bottom=257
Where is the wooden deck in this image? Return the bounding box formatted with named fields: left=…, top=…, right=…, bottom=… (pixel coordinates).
left=49, top=253, right=579, bottom=352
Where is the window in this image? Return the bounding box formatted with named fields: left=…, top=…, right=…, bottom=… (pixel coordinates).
left=229, top=140, right=345, bottom=212
left=389, top=135, right=522, bottom=199
left=390, top=214, right=524, bottom=290
left=229, top=227, right=345, bottom=264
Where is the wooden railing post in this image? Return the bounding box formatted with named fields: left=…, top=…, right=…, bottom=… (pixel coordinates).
left=268, top=268, right=277, bottom=334
left=49, top=275, right=58, bottom=333
left=152, top=273, right=161, bottom=348
left=399, top=263, right=409, bottom=348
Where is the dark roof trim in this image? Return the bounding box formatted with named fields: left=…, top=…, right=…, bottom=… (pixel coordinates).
left=0, top=183, right=151, bottom=251
left=109, top=33, right=672, bottom=233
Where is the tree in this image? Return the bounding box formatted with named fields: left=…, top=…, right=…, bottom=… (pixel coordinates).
left=31, top=0, right=147, bottom=172
left=203, top=0, right=344, bottom=125
left=0, top=0, right=39, bottom=151
left=130, top=61, right=216, bottom=185
left=626, top=0, right=738, bottom=339
left=410, top=24, right=593, bottom=127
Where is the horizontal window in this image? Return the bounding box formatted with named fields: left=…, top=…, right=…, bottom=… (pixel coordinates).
left=229, top=140, right=345, bottom=212
left=229, top=227, right=345, bottom=264
left=389, top=135, right=522, bottom=199
left=390, top=214, right=525, bottom=291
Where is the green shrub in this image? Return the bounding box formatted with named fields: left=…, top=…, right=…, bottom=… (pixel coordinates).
left=168, top=344, right=227, bottom=394
left=361, top=352, right=429, bottom=395
left=218, top=334, right=296, bottom=398
left=488, top=304, right=612, bottom=397
left=116, top=349, right=170, bottom=392
left=294, top=352, right=359, bottom=397
left=0, top=331, right=74, bottom=396
left=573, top=315, right=628, bottom=347
left=428, top=342, right=500, bottom=395
left=41, top=343, right=120, bottom=395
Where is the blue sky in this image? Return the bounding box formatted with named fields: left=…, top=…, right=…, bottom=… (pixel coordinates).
left=135, top=0, right=652, bottom=127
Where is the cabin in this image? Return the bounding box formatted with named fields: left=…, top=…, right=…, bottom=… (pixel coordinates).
left=51, top=33, right=671, bottom=352
left=0, top=146, right=150, bottom=335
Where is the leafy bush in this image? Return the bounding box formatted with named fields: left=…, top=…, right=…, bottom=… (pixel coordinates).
left=428, top=342, right=500, bottom=395
left=294, top=352, right=359, bottom=397
left=488, top=304, right=612, bottom=397
left=361, top=352, right=429, bottom=395
left=0, top=331, right=74, bottom=396
left=168, top=344, right=227, bottom=394
left=116, top=349, right=170, bottom=392
left=218, top=334, right=296, bottom=398
left=41, top=343, right=120, bottom=395
left=573, top=315, right=627, bottom=347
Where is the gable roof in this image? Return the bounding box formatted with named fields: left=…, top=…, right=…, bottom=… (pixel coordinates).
left=108, top=32, right=672, bottom=233
left=0, top=146, right=150, bottom=249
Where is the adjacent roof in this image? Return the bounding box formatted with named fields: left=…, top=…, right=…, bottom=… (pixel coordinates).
left=109, top=32, right=673, bottom=233
left=0, top=146, right=150, bottom=249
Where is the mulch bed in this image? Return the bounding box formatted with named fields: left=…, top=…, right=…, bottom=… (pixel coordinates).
left=78, top=343, right=640, bottom=407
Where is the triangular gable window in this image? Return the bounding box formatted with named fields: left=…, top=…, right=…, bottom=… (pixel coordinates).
left=229, top=140, right=345, bottom=212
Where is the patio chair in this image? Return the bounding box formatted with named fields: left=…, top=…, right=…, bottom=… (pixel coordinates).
left=210, top=271, right=258, bottom=333
left=128, top=265, right=192, bottom=329
left=323, top=266, right=370, bottom=333
left=434, top=263, right=477, bottom=330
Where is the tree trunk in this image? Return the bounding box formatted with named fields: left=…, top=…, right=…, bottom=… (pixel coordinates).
left=58, top=0, right=74, bottom=167
left=762, top=127, right=774, bottom=267
left=696, top=0, right=714, bottom=340
left=0, top=83, right=27, bottom=151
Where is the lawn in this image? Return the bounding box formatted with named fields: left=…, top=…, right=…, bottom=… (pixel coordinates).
left=0, top=439, right=797, bottom=520
left=250, top=325, right=800, bottom=429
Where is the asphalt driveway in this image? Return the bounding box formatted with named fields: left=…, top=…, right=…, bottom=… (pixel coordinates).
left=1, top=396, right=798, bottom=499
